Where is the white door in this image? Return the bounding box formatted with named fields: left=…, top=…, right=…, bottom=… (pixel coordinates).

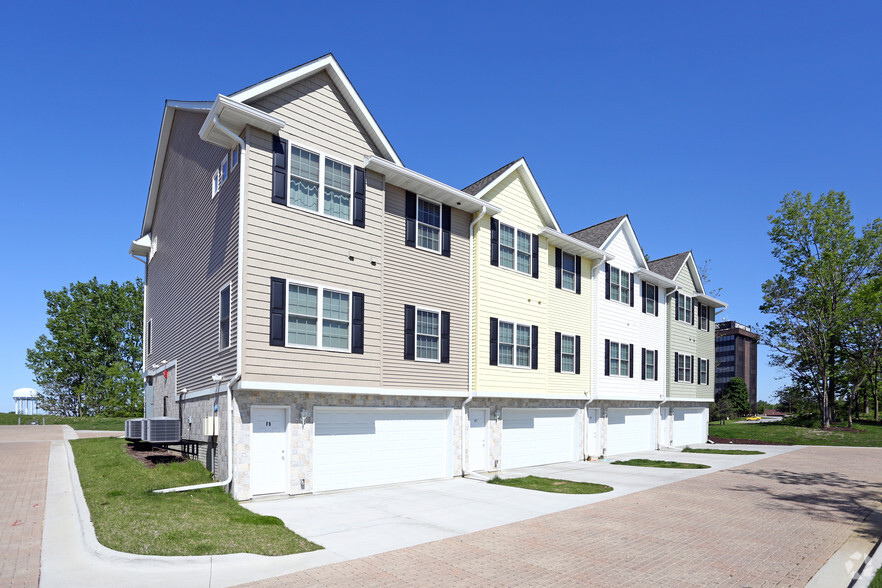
left=501, top=409, right=578, bottom=469
left=313, top=408, right=451, bottom=492
left=672, top=408, right=707, bottom=446
left=468, top=409, right=487, bottom=471
left=251, top=407, right=287, bottom=495
left=606, top=409, right=655, bottom=455
left=586, top=408, right=599, bottom=457
left=659, top=407, right=670, bottom=447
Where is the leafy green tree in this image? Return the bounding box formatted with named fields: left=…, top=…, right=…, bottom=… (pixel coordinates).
left=760, top=191, right=882, bottom=428
left=723, top=377, right=751, bottom=416
left=710, top=399, right=733, bottom=424
left=756, top=400, right=773, bottom=414
left=26, top=278, right=143, bottom=417
left=840, top=277, right=882, bottom=424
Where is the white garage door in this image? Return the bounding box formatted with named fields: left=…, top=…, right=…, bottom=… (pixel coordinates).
left=607, top=408, right=655, bottom=455
left=313, top=408, right=451, bottom=492
left=501, top=409, right=578, bottom=469
left=672, top=408, right=706, bottom=446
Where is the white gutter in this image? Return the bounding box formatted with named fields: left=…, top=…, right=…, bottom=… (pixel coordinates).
left=468, top=206, right=488, bottom=400
left=154, top=115, right=245, bottom=494
left=591, top=255, right=608, bottom=408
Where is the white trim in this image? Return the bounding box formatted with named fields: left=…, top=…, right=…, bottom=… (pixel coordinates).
left=143, top=359, right=176, bottom=377
left=469, top=159, right=559, bottom=231
left=559, top=332, right=577, bottom=374
left=218, top=282, right=232, bottom=351
left=236, top=381, right=467, bottom=398
left=694, top=293, right=728, bottom=308
left=177, top=383, right=221, bottom=400
left=496, top=222, right=533, bottom=277
left=666, top=397, right=715, bottom=403
left=607, top=265, right=633, bottom=305
left=540, top=228, right=607, bottom=261
left=633, top=267, right=679, bottom=289
left=477, top=389, right=589, bottom=400
left=230, top=55, right=401, bottom=166
left=364, top=156, right=501, bottom=214
left=415, top=196, right=442, bottom=255
left=284, top=280, right=352, bottom=352
left=560, top=251, right=577, bottom=293
left=285, top=141, right=356, bottom=224
left=496, top=318, right=533, bottom=369
left=249, top=404, right=290, bottom=497
left=643, top=282, right=659, bottom=316
left=414, top=305, right=442, bottom=363
left=607, top=340, right=632, bottom=377
left=146, top=319, right=153, bottom=357
left=198, top=95, right=285, bottom=149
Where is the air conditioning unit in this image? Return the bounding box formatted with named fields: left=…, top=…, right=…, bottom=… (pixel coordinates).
left=202, top=416, right=219, bottom=436
left=144, top=417, right=182, bottom=443
left=125, top=418, right=145, bottom=440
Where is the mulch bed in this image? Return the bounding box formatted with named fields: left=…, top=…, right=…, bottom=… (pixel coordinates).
left=125, top=441, right=185, bottom=467
left=708, top=436, right=792, bottom=446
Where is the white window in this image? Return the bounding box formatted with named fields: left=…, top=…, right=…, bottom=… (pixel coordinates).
left=699, top=358, right=709, bottom=384
left=287, top=283, right=350, bottom=350
left=219, top=284, right=231, bottom=350
left=499, top=223, right=531, bottom=275
left=561, top=252, right=576, bottom=291
left=645, top=283, right=657, bottom=315
left=416, top=308, right=440, bottom=361
left=288, top=145, right=352, bottom=222
left=220, top=154, right=229, bottom=184
left=416, top=197, right=441, bottom=253
left=609, top=267, right=631, bottom=304
left=560, top=334, right=575, bottom=373
left=645, top=349, right=656, bottom=380
left=678, top=354, right=693, bottom=382
left=609, top=341, right=629, bottom=376
left=698, top=304, right=709, bottom=331
left=230, top=145, right=240, bottom=169
left=211, top=169, right=221, bottom=197
left=499, top=321, right=531, bottom=368
left=677, top=294, right=693, bottom=323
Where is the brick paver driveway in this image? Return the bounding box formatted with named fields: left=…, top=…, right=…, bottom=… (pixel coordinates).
left=243, top=446, right=882, bottom=587
left=0, top=426, right=62, bottom=588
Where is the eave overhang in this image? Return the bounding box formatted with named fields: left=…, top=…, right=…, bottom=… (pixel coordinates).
left=539, top=228, right=609, bottom=261
left=633, top=268, right=679, bottom=289
left=198, top=95, right=285, bottom=149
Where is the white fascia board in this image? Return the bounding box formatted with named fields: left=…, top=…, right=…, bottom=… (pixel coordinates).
left=540, top=228, right=608, bottom=261
left=694, top=293, right=727, bottom=309
left=476, top=389, right=590, bottom=401
left=129, top=233, right=152, bottom=257
left=143, top=359, right=177, bottom=377
left=365, top=156, right=502, bottom=215
left=198, top=95, right=285, bottom=148
left=471, top=159, right=561, bottom=231
left=230, top=55, right=402, bottom=166
left=634, top=268, right=679, bottom=289
left=602, top=217, right=649, bottom=270
left=236, top=381, right=468, bottom=398
left=666, top=397, right=715, bottom=403
left=141, top=101, right=213, bottom=236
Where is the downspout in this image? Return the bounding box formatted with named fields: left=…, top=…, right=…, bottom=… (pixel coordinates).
left=131, top=252, right=148, bottom=417
left=155, top=115, right=245, bottom=494
left=658, top=285, right=680, bottom=449
left=463, top=206, right=488, bottom=481
left=584, top=393, right=595, bottom=460
left=590, top=254, right=607, bottom=430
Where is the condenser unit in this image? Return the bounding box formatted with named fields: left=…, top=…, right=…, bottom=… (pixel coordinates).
left=125, top=418, right=145, bottom=440
left=143, top=417, right=182, bottom=444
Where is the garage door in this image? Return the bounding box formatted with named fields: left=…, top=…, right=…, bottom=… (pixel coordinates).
left=607, top=408, right=655, bottom=455
left=501, top=409, right=578, bottom=469
left=672, top=408, right=706, bottom=446
left=313, top=408, right=451, bottom=492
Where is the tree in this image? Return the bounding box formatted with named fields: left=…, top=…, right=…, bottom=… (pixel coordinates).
left=697, top=258, right=723, bottom=298
left=756, top=400, right=773, bottom=414
left=840, top=277, right=882, bottom=424
left=710, top=399, right=733, bottom=424
left=760, top=191, right=882, bottom=428
left=26, top=278, right=143, bottom=417
left=722, top=377, right=751, bottom=416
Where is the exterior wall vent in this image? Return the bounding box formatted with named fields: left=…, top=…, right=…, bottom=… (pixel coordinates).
left=125, top=418, right=145, bottom=440
left=144, top=417, right=182, bottom=443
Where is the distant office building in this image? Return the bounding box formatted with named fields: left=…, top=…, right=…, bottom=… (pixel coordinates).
left=715, top=321, right=759, bottom=407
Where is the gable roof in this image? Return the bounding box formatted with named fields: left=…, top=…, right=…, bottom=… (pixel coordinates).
left=229, top=54, right=401, bottom=166
left=647, top=251, right=692, bottom=281
left=462, top=158, right=560, bottom=231
left=569, top=215, right=628, bottom=248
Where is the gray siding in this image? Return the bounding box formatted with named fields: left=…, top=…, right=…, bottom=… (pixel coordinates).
left=380, top=183, right=471, bottom=390
left=667, top=264, right=715, bottom=399
left=145, top=109, right=239, bottom=395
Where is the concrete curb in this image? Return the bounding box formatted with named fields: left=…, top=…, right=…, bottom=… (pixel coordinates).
left=851, top=529, right=882, bottom=588
left=806, top=503, right=882, bottom=588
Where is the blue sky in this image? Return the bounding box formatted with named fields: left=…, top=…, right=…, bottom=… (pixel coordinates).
left=2, top=1, right=880, bottom=412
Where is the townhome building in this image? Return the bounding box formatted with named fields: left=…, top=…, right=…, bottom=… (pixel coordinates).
left=648, top=252, right=727, bottom=445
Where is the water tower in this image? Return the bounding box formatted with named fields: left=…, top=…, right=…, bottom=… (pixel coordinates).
left=13, top=388, right=38, bottom=416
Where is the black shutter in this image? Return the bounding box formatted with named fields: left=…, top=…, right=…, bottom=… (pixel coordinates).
left=554, top=332, right=561, bottom=372
left=655, top=286, right=660, bottom=317
left=441, top=205, right=451, bottom=257
left=674, top=294, right=680, bottom=321
left=353, top=167, right=366, bottom=228
left=489, top=317, right=498, bottom=365
left=531, top=325, right=539, bottom=369
left=641, top=281, right=647, bottom=313
left=490, top=218, right=499, bottom=266
left=531, top=234, right=539, bottom=279
left=405, top=191, right=416, bottom=247
left=641, top=348, right=646, bottom=380
left=555, top=248, right=562, bottom=289
left=575, top=335, right=581, bottom=374
left=351, top=292, right=364, bottom=354
left=691, top=356, right=695, bottom=383
left=269, top=277, right=285, bottom=346
left=271, top=136, right=287, bottom=205
left=575, top=257, right=581, bottom=294
left=691, top=300, right=696, bottom=326
left=674, top=352, right=679, bottom=382
left=655, top=350, right=659, bottom=380
left=629, top=273, right=635, bottom=307
left=604, top=263, right=611, bottom=299
left=629, top=344, right=634, bottom=378
left=403, top=305, right=415, bottom=360
left=604, top=339, right=610, bottom=376
left=440, top=311, right=450, bottom=363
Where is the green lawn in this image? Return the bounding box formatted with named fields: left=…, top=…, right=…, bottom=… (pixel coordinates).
left=613, top=459, right=710, bottom=469
left=709, top=419, right=882, bottom=447
left=70, top=437, right=320, bottom=556
left=681, top=447, right=765, bottom=455
left=489, top=475, right=613, bottom=494
left=0, top=412, right=127, bottom=430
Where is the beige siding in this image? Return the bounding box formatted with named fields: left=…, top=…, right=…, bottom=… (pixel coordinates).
left=380, top=184, right=470, bottom=390
left=145, top=109, right=238, bottom=394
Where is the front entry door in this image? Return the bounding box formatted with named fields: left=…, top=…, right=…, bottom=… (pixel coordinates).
left=468, top=409, right=487, bottom=471
left=251, top=407, right=287, bottom=495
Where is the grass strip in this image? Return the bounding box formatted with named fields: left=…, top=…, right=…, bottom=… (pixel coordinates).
left=71, top=437, right=321, bottom=556
left=613, top=459, right=710, bottom=469
left=708, top=419, right=882, bottom=447
left=0, top=412, right=127, bottom=430
left=682, top=448, right=765, bottom=455
left=489, top=475, right=613, bottom=494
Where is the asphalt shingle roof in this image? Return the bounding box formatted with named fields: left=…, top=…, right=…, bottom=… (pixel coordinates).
left=461, top=159, right=521, bottom=195
left=647, top=252, right=690, bottom=280
left=569, top=215, right=627, bottom=248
